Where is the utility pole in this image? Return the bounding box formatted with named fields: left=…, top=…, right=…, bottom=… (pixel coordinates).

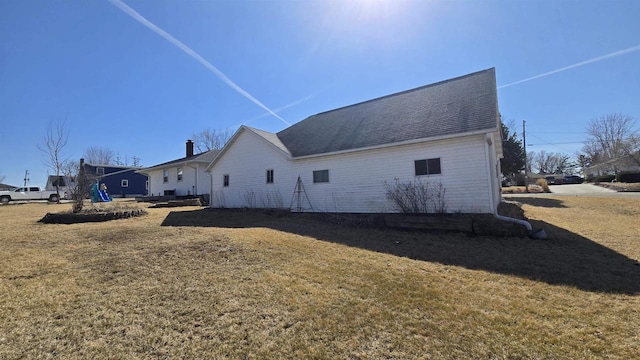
left=23, top=170, right=30, bottom=186
left=523, top=120, right=529, bottom=193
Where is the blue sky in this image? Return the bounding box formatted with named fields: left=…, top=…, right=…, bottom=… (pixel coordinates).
left=1, top=0, right=639, bottom=187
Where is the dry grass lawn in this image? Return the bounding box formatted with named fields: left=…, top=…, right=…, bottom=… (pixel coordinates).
left=1, top=198, right=639, bottom=359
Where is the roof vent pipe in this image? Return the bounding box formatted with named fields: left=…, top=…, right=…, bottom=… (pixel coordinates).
left=186, top=140, right=194, bottom=157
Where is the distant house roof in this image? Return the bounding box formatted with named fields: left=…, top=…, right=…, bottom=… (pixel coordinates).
left=97, top=168, right=145, bottom=178
left=85, top=163, right=140, bottom=170
left=139, top=149, right=220, bottom=173
left=0, top=183, right=16, bottom=191
left=277, top=68, right=499, bottom=157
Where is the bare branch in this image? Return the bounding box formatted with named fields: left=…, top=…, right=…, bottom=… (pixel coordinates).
left=582, top=114, right=638, bottom=170
left=83, top=147, right=115, bottom=165
left=37, top=120, right=70, bottom=203
left=191, top=128, right=232, bottom=152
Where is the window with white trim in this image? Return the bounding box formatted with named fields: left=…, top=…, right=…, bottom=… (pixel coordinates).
left=313, top=170, right=329, bottom=183
left=163, top=170, right=169, bottom=183
left=415, top=158, right=441, bottom=176
left=177, top=167, right=183, bottom=182
left=97, top=167, right=105, bottom=175
left=121, top=179, right=129, bottom=187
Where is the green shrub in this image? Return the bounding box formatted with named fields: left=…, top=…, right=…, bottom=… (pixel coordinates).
left=593, top=174, right=616, bottom=183
left=616, top=172, right=640, bottom=183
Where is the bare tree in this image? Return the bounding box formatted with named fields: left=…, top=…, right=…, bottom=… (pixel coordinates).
left=38, top=121, right=69, bottom=203
left=621, top=133, right=640, bottom=167
left=192, top=128, right=232, bottom=152
left=83, top=147, right=115, bottom=165
left=131, top=155, right=142, bottom=167
left=61, top=160, right=91, bottom=213
left=530, top=150, right=573, bottom=174
left=582, top=114, right=638, bottom=172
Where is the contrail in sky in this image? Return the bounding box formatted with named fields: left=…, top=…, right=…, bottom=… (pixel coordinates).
left=242, top=95, right=314, bottom=125
left=234, top=84, right=336, bottom=129
left=107, top=0, right=291, bottom=126
left=498, top=44, right=640, bottom=89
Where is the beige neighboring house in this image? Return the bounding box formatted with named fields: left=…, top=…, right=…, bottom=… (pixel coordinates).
left=584, top=155, right=640, bottom=179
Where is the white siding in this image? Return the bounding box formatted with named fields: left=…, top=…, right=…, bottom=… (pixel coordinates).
left=146, top=163, right=210, bottom=196
left=211, top=130, right=496, bottom=213
left=211, top=130, right=291, bottom=208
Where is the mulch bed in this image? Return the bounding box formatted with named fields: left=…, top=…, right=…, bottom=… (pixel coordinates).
left=39, top=209, right=147, bottom=224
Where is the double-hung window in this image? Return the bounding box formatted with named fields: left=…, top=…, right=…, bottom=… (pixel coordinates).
left=163, top=170, right=169, bottom=183
left=223, top=174, right=229, bottom=187
left=415, top=158, right=441, bottom=176
left=177, top=167, right=183, bottom=182
left=266, top=169, right=274, bottom=184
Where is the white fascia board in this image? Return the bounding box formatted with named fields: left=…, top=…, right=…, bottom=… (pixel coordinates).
left=291, top=128, right=496, bottom=160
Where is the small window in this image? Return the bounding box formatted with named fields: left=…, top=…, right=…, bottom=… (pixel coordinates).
left=163, top=170, right=169, bottom=183
left=52, top=176, right=66, bottom=187
left=177, top=167, right=183, bottom=182
left=146, top=181, right=149, bottom=190
left=223, top=174, right=229, bottom=187
left=29, top=187, right=39, bottom=192
left=97, top=167, right=105, bottom=175
left=266, top=169, right=274, bottom=184
left=313, top=170, right=329, bottom=183
left=415, top=158, right=441, bottom=176
left=121, top=179, right=129, bottom=188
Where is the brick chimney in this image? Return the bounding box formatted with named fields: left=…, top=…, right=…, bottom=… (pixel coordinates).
left=186, top=140, right=194, bottom=157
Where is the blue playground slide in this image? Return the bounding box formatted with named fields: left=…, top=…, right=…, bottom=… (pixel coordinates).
left=98, top=189, right=110, bottom=202
left=90, top=183, right=112, bottom=203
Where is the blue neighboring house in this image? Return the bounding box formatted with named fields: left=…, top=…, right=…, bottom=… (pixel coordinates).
left=82, top=159, right=148, bottom=198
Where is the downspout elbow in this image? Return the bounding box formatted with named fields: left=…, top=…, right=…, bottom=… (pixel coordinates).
left=494, top=213, right=548, bottom=240
left=495, top=213, right=532, bottom=232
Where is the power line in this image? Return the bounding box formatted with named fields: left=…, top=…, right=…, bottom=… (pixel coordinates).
left=528, top=134, right=579, bottom=152
left=529, top=141, right=585, bottom=145
left=529, top=131, right=587, bottom=135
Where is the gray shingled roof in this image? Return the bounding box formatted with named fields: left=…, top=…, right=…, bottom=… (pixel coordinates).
left=140, top=149, right=220, bottom=172
left=245, top=126, right=291, bottom=155
left=277, top=68, right=498, bottom=157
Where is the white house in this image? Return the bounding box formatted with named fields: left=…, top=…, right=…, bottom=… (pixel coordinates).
left=138, top=140, right=219, bottom=200
left=584, top=156, right=640, bottom=179
left=206, top=68, right=503, bottom=214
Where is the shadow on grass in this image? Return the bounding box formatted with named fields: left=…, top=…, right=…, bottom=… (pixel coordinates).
left=504, top=196, right=567, bottom=208
left=162, top=209, right=640, bottom=295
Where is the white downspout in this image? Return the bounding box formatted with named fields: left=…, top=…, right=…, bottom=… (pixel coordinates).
left=483, top=134, right=496, bottom=212
left=207, top=170, right=213, bottom=208
left=186, top=163, right=198, bottom=195
left=494, top=213, right=532, bottom=232
left=486, top=134, right=547, bottom=239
